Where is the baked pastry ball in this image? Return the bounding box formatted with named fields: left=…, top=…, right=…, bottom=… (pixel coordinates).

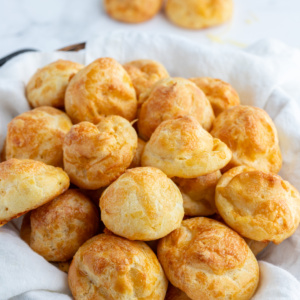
left=173, top=170, right=221, bottom=216
left=189, top=77, right=240, bottom=116
left=138, top=77, right=214, bottom=140
left=165, top=0, right=233, bottom=29
left=63, top=115, right=137, bottom=189
left=142, top=116, right=232, bottom=178
left=211, top=105, right=282, bottom=173
left=129, top=138, right=146, bottom=168
left=68, top=234, right=168, bottom=299
left=158, top=217, right=259, bottom=300
left=215, top=166, right=300, bottom=244
left=123, top=59, right=169, bottom=98
left=20, top=190, right=99, bottom=262
left=26, top=59, right=84, bottom=108
left=0, top=159, right=69, bottom=226
left=104, top=0, right=163, bottom=23
left=1, top=141, right=6, bottom=162
left=6, top=106, right=72, bottom=167
left=166, top=285, right=191, bottom=300
left=65, top=57, right=137, bottom=124
left=100, top=167, right=184, bottom=240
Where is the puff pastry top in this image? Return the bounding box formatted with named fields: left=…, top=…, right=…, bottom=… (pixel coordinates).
left=21, top=190, right=99, bottom=262
left=123, top=59, right=169, bottom=98
left=6, top=106, right=72, bottom=167
left=68, top=234, right=168, bottom=299
left=211, top=105, right=282, bottom=173
left=138, top=77, right=214, bottom=140
left=100, top=167, right=184, bottom=241
left=0, top=159, right=69, bottom=226
left=65, top=57, right=137, bottom=124
left=215, top=166, right=300, bottom=244
left=63, top=115, right=137, bottom=189
left=142, top=116, right=232, bottom=178
left=190, top=77, right=240, bottom=116
left=158, top=217, right=259, bottom=300
left=26, top=59, right=84, bottom=108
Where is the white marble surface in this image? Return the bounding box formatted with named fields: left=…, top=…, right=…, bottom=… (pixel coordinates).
left=0, top=0, right=299, bottom=57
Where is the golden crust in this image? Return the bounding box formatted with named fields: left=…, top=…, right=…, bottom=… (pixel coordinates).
left=21, top=190, right=99, bottom=262
left=26, top=59, right=84, bottom=108
left=158, top=217, right=259, bottom=300
left=1, top=140, right=6, bottom=162
left=216, top=166, right=300, bottom=244
left=165, top=0, right=233, bottom=29
left=0, top=158, right=70, bottom=227
left=123, top=59, right=169, bottom=98
left=165, top=285, right=191, bottom=300
left=138, top=78, right=215, bottom=140
left=210, top=105, right=282, bottom=173
left=63, top=116, right=137, bottom=189
left=65, top=57, right=137, bottom=124
left=6, top=106, right=72, bottom=167
left=68, top=234, right=168, bottom=299
left=141, top=116, right=232, bottom=178
left=104, top=0, right=163, bottom=23
left=100, top=167, right=184, bottom=241
left=129, top=138, right=146, bottom=168
left=189, top=77, right=240, bottom=116
left=173, top=170, right=221, bottom=216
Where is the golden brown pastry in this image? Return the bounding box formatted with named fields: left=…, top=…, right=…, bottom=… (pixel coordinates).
left=166, top=285, right=191, bottom=300
left=6, top=106, right=72, bottom=167
left=100, top=167, right=184, bottom=240
left=20, top=190, right=99, bottom=262
left=57, top=261, right=71, bottom=273
left=68, top=234, right=168, bottom=299
left=123, top=59, right=169, bottom=98
left=138, top=77, right=215, bottom=140
left=165, top=0, right=233, bottom=29
left=65, top=57, right=137, bottom=124
left=215, top=166, right=300, bottom=244
left=63, top=115, right=137, bottom=189
left=244, top=238, right=269, bottom=256
left=173, top=170, right=221, bottom=216
left=189, top=77, right=240, bottom=116
left=141, top=116, right=232, bottom=178
left=158, top=217, right=259, bottom=300
left=129, top=138, right=146, bottom=168
left=210, top=105, right=282, bottom=173
left=0, top=159, right=69, bottom=226
left=104, top=0, right=163, bottom=23
left=26, top=59, right=84, bottom=108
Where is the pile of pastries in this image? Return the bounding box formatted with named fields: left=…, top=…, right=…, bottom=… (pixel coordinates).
left=103, top=0, right=233, bottom=29
left=0, top=56, right=299, bottom=300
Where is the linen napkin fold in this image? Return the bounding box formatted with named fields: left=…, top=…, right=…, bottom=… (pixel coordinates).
left=1, top=31, right=300, bottom=299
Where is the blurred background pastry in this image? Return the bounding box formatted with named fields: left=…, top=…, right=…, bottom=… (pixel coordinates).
left=104, top=0, right=163, bottom=23
left=165, top=0, right=233, bottom=29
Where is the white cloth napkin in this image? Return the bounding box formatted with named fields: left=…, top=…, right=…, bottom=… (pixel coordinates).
left=1, top=31, right=300, bottom=299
